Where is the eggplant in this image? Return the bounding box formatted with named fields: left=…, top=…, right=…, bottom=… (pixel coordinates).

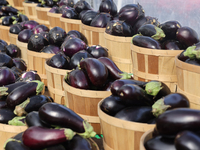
left=32, top=24, right=49, bottom=34
left=49, top=6, right=60, bottom=13
left=10, top=66, right=23, bottom=80
left=74, top=0, right=92, bottom=14
left=145, top=80, right=171, bottom=102
left=1, top=16, right=15, bottom=26
left=0, top=67, right=16, bottom=86
left=178, top=50, right=189, bottom=62
left=114, top=106, right=155, bottom=123
left=22, top=126, right=74, bottom=149
left=17, top=14, right=29, bottom=23
left=18, top=29, right=34, bottom=43
left=110, top=79, right=147, bottom=95
left=87, top=45, right=108, bottom=58
left=28, top=34, right=49, bottom=52
left=0, top=39, right=8, bottom=47
left=62, top=8, right=78, bottom=19
left=67, top=30, right=87, bottom=44
left=175, top=130, right=200, bottom=150
left=100, top=95, right=127, bottom=116
left=20, top=71, right=41, bottom=82
left=98, top=57, right=133, bottom=80
left=22, top=20, right=39, bottom=30
left=6, top=80, right=44, bottom=109
left=58, top=0, right=74, bottom=7
left=48, top=26, right=67, bottom=47
left=4, top=139, right=30, bottom=150
left=144, top=136, right=176, bottom=150
left=161, top=40, right=183, bottom=50
left=0, top=101, right=7, bottom=108
left=156, top=108, right=200, bottom=136
left=81, top=10, right=98, bottom=25
left=99, top=0, right=117, bottom=17
left=40, top=45, right=61, bottom=54
left=25, top=111, right=51, bottom=127
left=14, top=95, right=53, bottom=116
left=152, top=93, right=190, bottom=117
left=183, top=42, right=200, bottom=60
left=0, top=42, right=7, bottom=53
left=39, top=102, right=96, bottom=138
left=6, top=44, right=21, bottom=58
left=13, top=58, right=27, bottom=71
left=0, top=108, right=16, bottom=124
left=1, top=6, right=19, bottom=14
left=118, top=84, right=154, bottom=106
left=176, top=26, right=199, bottom=47
left=4, top=81, right=27, bottom=95
left=160, top=20, right=181, bottom=40
left=185, top=58, right=200, bottom=66
left=12, top=132, right=24, bottom=142
left=39, top=31, right=49, bottom=41
left=9, top=23, right=23, bottom=34
left=79, top=58, right=108, bottom=87
left=8, top=116, right=26, bottom=126
left=105, top=20, right=118, bottom=35
left=138, top=24, right=165, bottom=41
left=90, top=13, right=112, bottom=28
left=0, top=53, right=14, bottom=68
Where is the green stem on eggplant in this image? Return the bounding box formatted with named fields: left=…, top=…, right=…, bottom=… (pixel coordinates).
left=77, top=120, right=96, bottom=138
left=183, top=45, right=196, bottom=59
left=119, top=72, right=133, bottom=79
left=31, top=80, right=44, bottom=95
left=8, top=116, right=26, bottom=126
left=151, top=26, right=166, bottom=41
left=152, top=98, right=171, bottom=117
left=145, top=81, right=163, bottom=97
left=4, top=138, right=21, bottom=149
left=0, top=87, right=8, bottom=97
left=14, top=98, right=30, bottom=116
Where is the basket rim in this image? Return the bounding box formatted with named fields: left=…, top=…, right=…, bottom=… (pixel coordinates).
left=0, top=123, right=27, bottom=133
left=104, top=32, right=133, bottom=42
left=140, top=128, right=154, bottom=150
left=81, top=23, right=106, bottom=32
left=60, top=16, right=81, bottom=24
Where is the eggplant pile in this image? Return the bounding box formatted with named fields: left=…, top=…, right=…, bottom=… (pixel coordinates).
left=100, top=79, right=190, bottom=124
left=37, top=0, right=60, bottom=8
left=65, top=57, right=134, bottom=90
left=4, top=102, right=96, bottom=149
left=144, top=108, right=200, bottom=150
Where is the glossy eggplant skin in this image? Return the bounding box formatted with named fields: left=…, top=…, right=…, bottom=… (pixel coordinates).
left=115, top=106, right=155, bottom=123
left=5, top=139, right=30, bottom=150
left=156, top=108, right=200, bottom=137
left=185, top=58, right=200, bottom=66
left=178, top=50, right=189, bottom=62
left=161, top=40, right=183, bottom=50
left=5, top=81, right=27, bottom=94
left=144, top=136, right=176, bottom=150
left=132, top=35, right=161, bottom=49
left=110, top=79, right=147, bottom=95
left=118, top=84, right=154, bottom=106
left=0, top=101, right=7, bottom=108
left=12, top=132, right=24, bottom=142
left=79, top=58, right=108, bottom=87
left=175, top=130, right=200, bottom=150
left=100, top=95, right=127, bottom=116
left=0, top=108, right=16, bottom=124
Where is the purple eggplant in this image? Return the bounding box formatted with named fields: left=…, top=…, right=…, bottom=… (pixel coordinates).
left=118, top=84, right=154, bottom=106
left=6, top=80, right=44, bottom=109
left=22, top=126, right=75, bottom=149
left=0, top=43, right=7, bottom=53
left=105, top=20, right=118, bottom=35
left=161, top=40, right=183, bottom=50
left=99, top=0, right=117, bottom=17
left=74, top=0, right=92, bottom=14
left=4, top=139, right=30, bottom=150
left=62, top=8, right=78, bottom=19
left=0, top=67, right=15, bottom=86
left=144, top=136, right=176, bottom=150
left=185, top=58, right=200, bottom=66
left=14, top=95, right=53, bottom=116
left=1, top=6, right=19, bottom=14
left=67, top=30, right=87, bottom=44
left=10, top=66, right=23, bottom=80
left=175, top=130, right=200, bottom=150
left=178, top=50, right=189, bottom=62
left=6, top=44, right=21, bottom=58
left=18, top=29, right=34, bottom=43
left=132, top=34, right=161, bottom=49
left=49, top=6, right=60, bottom=13
left=58, top=0, right=74, bottom=7
left=17, top=14, right=29, bottom=23
left=12, top=132, right=23, bottom=142
left=0, top=39, right=8, bottom=47
left=100, top=95, right=127, bottom=116
left=114, top=106, right=155, bottom=123
left=90, top=13, right=112, bottom=28
left=80, top=58, right=108, bottom=87
left=0, top=108, right=16, bottom=124
left=40, top=45, right=61, bottom=54
left=87, top=45, right=108, bottom=58
left=39, top=31, right=49, bottom=41
left=13, top=58, right=27, bottom=71
left=20, top=71, right=41, bottom=82
left=38, top=102, right=96, bottom=138
left=22, top=20, right=39, bottom=30
left=156, top=108, right=200, bottom=137
left=0, top=101, right=7, bottom=108
left=0, top=53, right=14, bottom=68
left=9, top=23, right=23, bottom=34
left=8, top=116, right=26, bottom=126
left=65, top=67, right=90, bottom=89
left=81, top=10, right=98, bottom=25
left=32, top=24, right=49, bottom=34
left=152, top=93, right=190, bottom=117
left=1, top=16, right=15, bottom=26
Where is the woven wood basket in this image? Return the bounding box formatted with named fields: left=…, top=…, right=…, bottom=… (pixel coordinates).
left=98, top=100, right=155, bottom=150
left=140, top=128, right=154, bottom=150
left=35, top=6, right=51, bottom=28
left=16, top=39, right=28, bottom=64
left=63, top=80, right=111, bottom=134
left=104, top=32, right=133, bottom=73
left=47, top=12, right=62, bottom=29
left=23, top=2, right=38, bottom=20
left=0, top=25, right=10, bottom=44
left=8, top=32, right=17, bottom=45
left=81, top=23, right=106, bottom=47
left=131, top=44, right=183, bottom=92
left=60, top=17, right=81, bottom=33
left=8, top=0, right=25, bottom=13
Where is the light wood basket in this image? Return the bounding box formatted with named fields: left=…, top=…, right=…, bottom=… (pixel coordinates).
left=104, top=32, right=132, bottom=73
left=81, top=23, right=106, bottom=47
left=175, top=55, right=200, bottom=109
left=27, top=50, right=54, bottom=86
left=131, top=44, right=183, bottom=92
left=45, top=60, right=71, bottom=105
left=0, top=25, right=10, bottom=44
left=23, top=2, right=38, bottom=20
left=35, top=6, right=51, bottom=28
left=8, top=32, right=17, bottom=45
left=47, top=12, right=62, bottom=29
left=63, top=81, right=111, bottom=134
left=0, top=123, right=27, bottom=150
left=60, top=17, right=81, bottom=33
left=16, top=39, right=28, bottom=64
left=8, top=0, right=25, bottom=13
left=98, top=100, right=155, bottom=150
left=140, top=129, right=153, bottom=150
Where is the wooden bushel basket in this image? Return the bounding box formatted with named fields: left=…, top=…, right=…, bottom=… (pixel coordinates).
left=23, top=2, right=38, bottom=20
left=0, top=25, right=10, bottom=44
left=35, top=6, right=51, bottom=28
left=81, top=23, right=106, bottom=47
left=8, top=32, right=17, bottom=45
left=45, top=60, right=70, bottom=105
left=27, top=50, right=54, bottom=86
left=16, top=39, right=28, bottom=64
left=175, top=55, right=200, bottom=109
left=98, top=100, right=155, bottom=150
left=140, top=129, right=153, bottom=150
left=8, top=0, right=25, bottom=13
left=47, top=12, right=62, bottom=29
left=60, top=17, right=81, bottom=33
left=0, top=124, right=27, bottom=150
left=63, top=81, right=111, bottom=134
left=131, top=44, right=183, bottom=92
left=104, top=32, right=132, bottom=73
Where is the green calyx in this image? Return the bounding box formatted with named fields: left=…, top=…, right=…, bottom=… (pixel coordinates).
left=152, top=98, right=171, bottom=117
left=31, top=80, right=44, bottom=95
left=151, top=26, right=166, bottom=41
left=0, top=16, right=5, bottom=20
left=120, top=72, right=133, bottom=79
left=8, top=116, right=26, bottom=126
left=77, top=120, right=96, bottom=139
left=0, top=87, right=8, bottom=97
left=4, top=138, right=21, bottom=149
left=12, top=20, right=18, bottom=24
left=14, top=98, right=30, bottom=116
left=183, top=45, right=197, bottom=59
left=145, top=81, right=162, bottom=96
left=64, top=128, right=75, bottom=140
